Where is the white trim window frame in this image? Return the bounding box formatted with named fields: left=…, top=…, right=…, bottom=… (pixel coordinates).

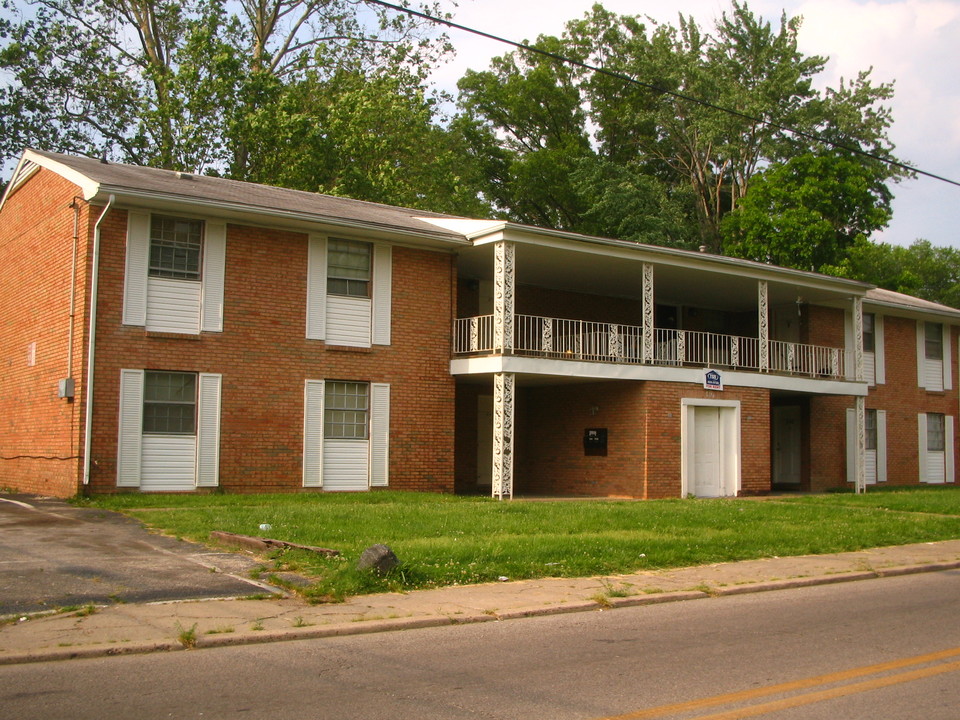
left=848, top=408, right=886, bottom=485
left=918, top=412, right=955, bottom=484
left=303, top=379, right=390, bottom=489
left=917, top=321, right=951, bottom=392
left=122, top=212, right=226, bottom=334
left=117, top=369, right=221, bottom=489
left=306, top=236, right=391, bottom=346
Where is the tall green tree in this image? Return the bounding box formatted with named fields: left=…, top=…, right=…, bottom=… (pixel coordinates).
left=457, top=1, right=903, bottom=252
left=721, top=150, right=893, bottom=271
left=0, top=0, right=487, bottom=215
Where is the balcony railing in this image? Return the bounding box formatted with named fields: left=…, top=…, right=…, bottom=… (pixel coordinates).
left=453, top=314, right=847, bottom=379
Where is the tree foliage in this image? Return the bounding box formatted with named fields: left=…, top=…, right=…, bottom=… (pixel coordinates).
left=0, top=0, right=491, bottom=213
left=457, top=1, right=904, bottom=254
left=721, top=150, right=893, bottom=271
left=824, top=239, right=960, bottom=309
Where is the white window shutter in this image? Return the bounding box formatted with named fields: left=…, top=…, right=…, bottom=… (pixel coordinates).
left=195, top=373, right=222, bottom=487
left=916, top=322, right=926, bottom=389
left=303, top=380, right=324, bottom=487
left=122, top=212, right=150, bottom=326
left=876, top=410, right=887, bottom=483
left=942, top=325, right=952, bottom=390
left=306, top=236, right=327, bottom=340
left=117, top=369, right=144, bottom=487
left=845, top=408, right=856, bottom=485
left=947, top=415, right=955, bottom=483
left=918, top=413, right=928, bottom=482
left=370, top=383, right=390, bottom=487
left=874, top=315, right=885, bottom=385
left=372, top=244, right=392, bottom=346
left=201, top=222, right=226, bottom=333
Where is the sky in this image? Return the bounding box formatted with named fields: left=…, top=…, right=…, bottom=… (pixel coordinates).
left=430, top=0, right=960, bottom=249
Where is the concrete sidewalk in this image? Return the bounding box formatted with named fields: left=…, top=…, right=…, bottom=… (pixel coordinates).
left=2, top=538, right=959, bottom=666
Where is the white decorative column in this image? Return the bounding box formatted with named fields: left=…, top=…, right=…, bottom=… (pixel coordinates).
left=493, top=241, right=515, bottom=354
left=492, top=372, right=515, bottom=500
left=855, top=395, right=866, bottom=494
left=853, top=296, right=864, bottom=382
left=758, top=280, right=769, bottom=372
left=642, top=263, right=654, bottom=363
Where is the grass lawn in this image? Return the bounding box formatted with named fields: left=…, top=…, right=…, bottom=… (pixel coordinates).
left=82, top=487, right=960, bottom=602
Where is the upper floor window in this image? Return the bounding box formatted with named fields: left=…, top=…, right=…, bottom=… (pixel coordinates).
left=143, top=371, right=197, bottom=435
left=150, top=216, right=203, bottom=280
left=327, top=239, right=371, bottom=297
left=925, top=322, right=943, bottom=361
left=862, top=313, right=875, bottom=353
left=324, top=381, right=369, bottom=439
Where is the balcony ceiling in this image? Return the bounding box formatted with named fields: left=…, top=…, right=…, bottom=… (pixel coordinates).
left=456, top=242, right=860, bottom=312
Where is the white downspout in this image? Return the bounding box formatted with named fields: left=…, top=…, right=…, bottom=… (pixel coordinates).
left=82, top=195, right=116, bottom=486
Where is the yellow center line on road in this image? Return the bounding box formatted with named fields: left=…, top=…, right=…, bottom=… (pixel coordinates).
left=592, top=646, right=960, bottom=720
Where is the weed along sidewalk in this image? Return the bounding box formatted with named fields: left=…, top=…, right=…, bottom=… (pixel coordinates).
left=2, top=539, right=960, bottom=665
left=2, top=488, right=960, bottom=664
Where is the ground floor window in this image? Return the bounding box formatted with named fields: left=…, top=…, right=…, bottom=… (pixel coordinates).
left=117, top=369, right=221, bottom=491
left=324, top=381, right=369, bottom=439
left=918, top=412, right=953, bottom=484
left=304, top=379, right=390, bottom=491
left=143, top=371, right=197, bottom=434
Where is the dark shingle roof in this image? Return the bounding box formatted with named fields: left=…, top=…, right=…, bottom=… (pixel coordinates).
left=26, top=149, right=470, bottom=244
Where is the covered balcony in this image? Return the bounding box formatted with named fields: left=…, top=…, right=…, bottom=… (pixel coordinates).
left=454, top=314, right=847, bottom=379
left=445, top=222, right=871, bottom=499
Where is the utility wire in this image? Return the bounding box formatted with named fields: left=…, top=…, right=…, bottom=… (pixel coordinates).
left=368, top=0, right=960, bottom=188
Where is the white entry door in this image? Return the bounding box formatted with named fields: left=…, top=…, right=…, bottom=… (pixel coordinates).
left=684, top=400, right=740, bottom=498
left=693, top=406, right=723, bottom=497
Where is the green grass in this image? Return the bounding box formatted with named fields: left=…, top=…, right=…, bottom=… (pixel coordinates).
left=80, top=488, right=960, bottom=601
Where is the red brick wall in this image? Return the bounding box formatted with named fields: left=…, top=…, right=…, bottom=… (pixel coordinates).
left=864, top=316, right=959, bottom=486
left=84, top=213, right=457, bottom=494
left=0, top=170, right=91, bottom=496
left=514, top=380, right=769, bottom=498
left=805, top=304, right=846, bottom=349
left=808, top=315, right=960, bottom=490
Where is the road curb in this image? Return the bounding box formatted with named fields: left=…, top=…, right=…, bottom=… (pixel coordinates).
left=2, top=560, right=957, bottom=666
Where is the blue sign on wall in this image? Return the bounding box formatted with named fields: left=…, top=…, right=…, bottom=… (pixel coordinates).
left=704, top=369, right=723, bottom=391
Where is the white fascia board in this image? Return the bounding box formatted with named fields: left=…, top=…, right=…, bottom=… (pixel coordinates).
left=863, top=298, right=960, bottom=323
left=0, top=149, right=100, bottom=211
left=88, top=187, right=472, bottom=249
left=467, top=222, right=871, bottom=297
left=449, top=356, right=868, bottom=396
left=416, top=217, right=507, bottom=236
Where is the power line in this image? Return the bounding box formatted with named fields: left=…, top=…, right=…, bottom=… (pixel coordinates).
left=367, top=0, right=960, bottom=189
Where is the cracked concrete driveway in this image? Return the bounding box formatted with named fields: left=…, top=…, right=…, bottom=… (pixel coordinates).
left=0, top=494, right=275, bottom=617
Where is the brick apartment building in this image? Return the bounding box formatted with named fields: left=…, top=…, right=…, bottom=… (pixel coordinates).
left=1, top=149, right=957, bottom=498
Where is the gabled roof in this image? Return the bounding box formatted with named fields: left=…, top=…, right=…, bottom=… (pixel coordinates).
left=865, top=287, right=960, bottom=320
left=3, top=149, right=471, bottom=245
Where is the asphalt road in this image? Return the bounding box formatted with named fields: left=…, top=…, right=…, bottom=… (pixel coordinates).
left=0, top=495, right=270, bottom=615
left=2, top=569, right=957, bottom=719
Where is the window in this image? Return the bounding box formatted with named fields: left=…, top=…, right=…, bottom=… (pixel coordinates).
left=927, top=413, right=945, bottom=452
left=327, top=239, right=371, bottom=297
left=925, top=322, right=943, bottom=361
left=150, top=216, right=203, bottom=280
left=862, top=313, right=875, bottom=353
left=143, top=371, right=197, bottom=434
left=324, top=381, right=369, bottom=439
left=865, top=409, right=878, bottom=451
